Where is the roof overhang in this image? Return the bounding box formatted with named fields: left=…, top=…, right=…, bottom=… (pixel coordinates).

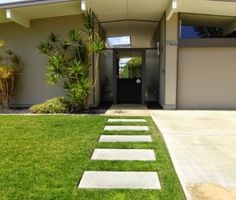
left=0, top=0, right=74, bottom=9
left=0, top=0, right=81, bottom=28
left=1, top=0, right=236, bottom=29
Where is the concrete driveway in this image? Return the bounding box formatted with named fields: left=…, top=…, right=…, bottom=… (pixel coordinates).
left=151, top=111, right=236, bottom=200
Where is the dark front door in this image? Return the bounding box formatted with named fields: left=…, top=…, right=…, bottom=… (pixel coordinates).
left=116, top=51, right=143, bottom=103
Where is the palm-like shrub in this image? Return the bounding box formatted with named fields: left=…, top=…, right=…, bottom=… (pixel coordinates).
left=37, top=30, right=91, bottom=110
left=37, top=9, right=105, bottom=112
left=0, top=42, right=21, bottom=111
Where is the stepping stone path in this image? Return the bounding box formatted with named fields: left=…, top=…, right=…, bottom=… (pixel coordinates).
left=104, top=125, right=149, bottom=131
left=99, top=135, right=152, bottom=142
left=79, top=171, right=161, bottom=189
left=91, top=149, right=156, bottom=161
left=78, top=118, right=161, bottom=190
left=108, top=119, right=146, bottom=123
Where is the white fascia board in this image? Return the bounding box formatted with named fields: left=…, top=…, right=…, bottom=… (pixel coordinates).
left=6, top=8, right=30, bottom=28
left=0, top=0, right=74, bottom=9
left=166, top=0, right=178, bottom=21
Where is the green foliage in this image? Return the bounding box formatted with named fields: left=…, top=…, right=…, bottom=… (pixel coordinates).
left=83, top=9, right=97, bottom=37
left=121, top=57, right=142, bottom=78
left=30, top=97, right=68, bottom=114
left=67, top=78, right=92, bottom=111
left=194, top=26, right=236, bottom=38
left=195, top=26, right=224, bottom=38
left=37, top=9, right=105, bottom=111
left=87, top=34, right=106, bottom=54
left=37, top=29, right=91, bottom=109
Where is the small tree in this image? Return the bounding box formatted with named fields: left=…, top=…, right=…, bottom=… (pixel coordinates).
left=83, top=9, right=105, bottom=88
left=0, top=41, right=21, bottom=111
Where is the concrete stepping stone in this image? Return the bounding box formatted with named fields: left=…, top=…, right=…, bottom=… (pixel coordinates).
left=99, top=135, right=152, bottom=142
left=78, top=171, right=161, bottom=189
left=104, top=125, right=149, bottom=131
left=91, top=149, right=156, bottom=161
left=108, top=119, right=146, bottom=123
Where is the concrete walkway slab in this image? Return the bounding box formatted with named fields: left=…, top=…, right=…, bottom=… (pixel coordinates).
left=108, top=119, right=146, bottom=123
left=91, top=149, right=156, bottom=161
left=105, top=104, right=150, bottom=116
left=78, top=171, right=161, bottom=189
left=99, top=135, right=152, bottom=142
left=104, top=125, right=149, bottom=131
left=151, top=110, right=236, bottom=200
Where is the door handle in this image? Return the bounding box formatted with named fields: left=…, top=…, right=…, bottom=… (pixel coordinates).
left=136, top=79, right=141, bottom=84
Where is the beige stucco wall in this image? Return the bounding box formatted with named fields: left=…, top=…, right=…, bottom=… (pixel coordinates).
left=0, top=15, right=85, bottom=106
left=178, top=47, right=236, bottom=109
left=163, top=13, right=178, bottom=109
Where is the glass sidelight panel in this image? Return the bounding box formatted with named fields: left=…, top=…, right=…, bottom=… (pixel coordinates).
left=145, top=50, right=160, bottom=102
left=100, top=50, right=114, bottom=102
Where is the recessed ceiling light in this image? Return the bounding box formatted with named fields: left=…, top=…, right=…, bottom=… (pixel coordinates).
left=6, top=9, right=11, bottom=19
left=172, top=0, right=177, bottom=9
left=81, top=0, right=86, bottom=11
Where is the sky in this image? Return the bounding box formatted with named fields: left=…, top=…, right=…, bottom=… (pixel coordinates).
left=107, top=36, right=131, bottom=47
left=0, top=0, right=27, bottom=3
left=181, top=25, right=199, bottom=38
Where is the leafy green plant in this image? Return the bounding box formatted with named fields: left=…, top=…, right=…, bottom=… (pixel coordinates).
left=87, top=34, right=105, bottom=87
left=37, top=9, right=105, bottom=111
left=0, top=41, right=21, bottom=111
left=37, top=30, right=91, bottom=110
left=30, top=97, right=68, bottom=114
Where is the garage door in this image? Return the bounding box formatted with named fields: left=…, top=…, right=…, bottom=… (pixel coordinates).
left=178, top=47, right=236, bottom=109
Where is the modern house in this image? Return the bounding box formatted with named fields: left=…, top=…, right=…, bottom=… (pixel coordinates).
left=0, top=0, right=236, bottom=109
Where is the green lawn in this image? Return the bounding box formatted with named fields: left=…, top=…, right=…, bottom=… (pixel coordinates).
left=0, top=115, right=185, bottom=200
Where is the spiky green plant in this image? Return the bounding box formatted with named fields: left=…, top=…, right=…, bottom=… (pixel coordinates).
left=37, top=29, right=91, bottom=110
left=87, top=34, right=105, bottom=87
left=83, top=9, right=96, bottom=38
left=37, top=9, right=105, bottom=111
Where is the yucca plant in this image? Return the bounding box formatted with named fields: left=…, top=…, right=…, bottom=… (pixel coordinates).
left=37, top=9, right=105, bottom=111
left=83, top=9, right=96, bottom=38
left=87, top=34, right=105, bottom=87
left=83, top=9, right=105, bottom=95
left=37, top=30, right=91, bottom=110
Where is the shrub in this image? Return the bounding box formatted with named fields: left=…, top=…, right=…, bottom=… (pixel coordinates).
left=30, top=97, right=68, bottom=114
left=37, top=9, right=105, bottom=111
left=0, top=42, right=21, bottom=111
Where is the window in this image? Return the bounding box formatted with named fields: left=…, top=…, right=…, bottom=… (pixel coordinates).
left=180, top=14, right=236, bottom=39
left=107, top=36, right=131, bottom=48
left=118, top=57, right=142, bottom=79
left=181, top=25, right=236, bottom=39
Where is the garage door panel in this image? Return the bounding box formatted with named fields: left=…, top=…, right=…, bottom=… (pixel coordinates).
left=178, top=48, right=236, bottom=109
